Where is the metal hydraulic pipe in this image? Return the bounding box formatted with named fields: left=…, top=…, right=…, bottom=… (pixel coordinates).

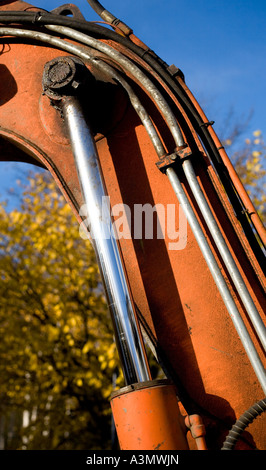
left=166, top=166, right=266, bottom=396
left=62, top=95, right=151, bottom=385
left=92, top=57, right=167, bottom=157
left=182, top=158, right=266, bottom=352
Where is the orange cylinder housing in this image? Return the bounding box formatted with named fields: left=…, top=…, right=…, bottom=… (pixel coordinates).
left=110, top=380, right=189, bottom=450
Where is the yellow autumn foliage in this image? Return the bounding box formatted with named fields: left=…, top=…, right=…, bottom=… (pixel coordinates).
left=226, top=130, right=266, bottom=222
left=0, top=171, right=123, bottom=450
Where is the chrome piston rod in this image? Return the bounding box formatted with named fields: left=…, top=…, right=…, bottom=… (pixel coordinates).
left=62, top=95, right=151, bottom=385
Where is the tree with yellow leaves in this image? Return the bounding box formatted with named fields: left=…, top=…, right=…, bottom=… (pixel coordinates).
left=224, top=129, right=266, bottom=223
left=0, top=172, right=123, bottom=450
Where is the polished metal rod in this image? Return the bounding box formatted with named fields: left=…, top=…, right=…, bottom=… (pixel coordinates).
left=62, top=96, right=151, bottom=385
left=166, top=166, right=266, bottom=395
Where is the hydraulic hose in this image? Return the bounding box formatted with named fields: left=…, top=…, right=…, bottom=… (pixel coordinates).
left=85, top=0, right=112, bottom=20
left=85, top=0, right=132, bottom=35
left=221, top=398, right=266, bottom=450
left=0, top=11, right=133, bottom=44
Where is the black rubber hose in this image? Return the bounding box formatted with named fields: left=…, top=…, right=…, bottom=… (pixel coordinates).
left=84, top=0, right=133, bottom=35
left=0, top=10, right=134, bottom=41
left=221, top=398, right=266, bottom=450
left=85, top=0, right=106, bottom=18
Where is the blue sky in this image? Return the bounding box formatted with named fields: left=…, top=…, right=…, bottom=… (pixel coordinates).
left=1, top=0, right=266, bottom=206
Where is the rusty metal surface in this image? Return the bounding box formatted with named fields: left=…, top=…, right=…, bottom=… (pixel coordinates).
left=0, top=1, right=265, bottom=450
left=50, top=3, right=86, bottom=20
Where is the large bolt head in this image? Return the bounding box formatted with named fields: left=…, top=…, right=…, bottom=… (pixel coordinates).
left=47, top=61, right=73, bottom=88
left=42, top=56, right=86, bottom=100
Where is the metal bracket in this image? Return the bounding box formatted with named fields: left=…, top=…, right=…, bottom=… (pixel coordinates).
left=200, top=120, right=215, bottom=128
left=156, top=144, right=193, bottom=173
left=167, top=64, right=185, bottom=82
left=50, top=4, right=86, bottom=21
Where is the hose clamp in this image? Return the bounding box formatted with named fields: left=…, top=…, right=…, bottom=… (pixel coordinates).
left=156, top=144, right=192, bottom=173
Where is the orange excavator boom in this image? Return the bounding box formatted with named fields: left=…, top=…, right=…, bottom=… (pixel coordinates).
left=0, top=0, right=265, bottom=451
